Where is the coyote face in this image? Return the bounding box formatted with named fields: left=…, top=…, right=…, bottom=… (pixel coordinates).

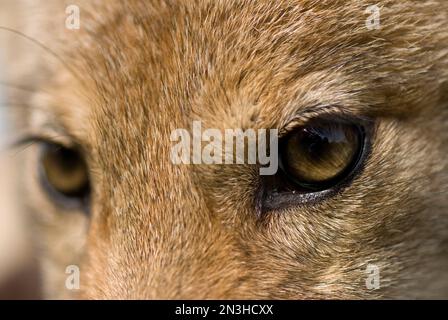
left=1, top=0, right=447, bottom=299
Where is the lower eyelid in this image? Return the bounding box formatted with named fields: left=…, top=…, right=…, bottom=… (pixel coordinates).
left=259, top=188, right=336, bottom=215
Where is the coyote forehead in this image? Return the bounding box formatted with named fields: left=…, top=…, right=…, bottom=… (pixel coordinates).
left=1, top=0, right=448, bottom=299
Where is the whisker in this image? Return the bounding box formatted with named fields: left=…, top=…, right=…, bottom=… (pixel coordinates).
left=9, top=139, right=39, bottom=157
left=0, top=26, right=83, bottom=84
left=0, top=102, right=52, bottom=115
left=0, top=81, right=39, bottom=94
left=5, top=133, right=71, bottom=156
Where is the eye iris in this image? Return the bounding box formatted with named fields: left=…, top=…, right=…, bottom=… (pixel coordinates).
left=41, top=144, right=90, bottom=198
left=280, top=120, right=363, bottom=189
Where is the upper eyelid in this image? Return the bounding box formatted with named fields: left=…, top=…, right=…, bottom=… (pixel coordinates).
left=278, top=104, right=342, bottom=136
left=11, top=129, right=77, bottom=150
left=11, top=129, right=92, bottom=163
left=278, top=104, right=372, bottom=137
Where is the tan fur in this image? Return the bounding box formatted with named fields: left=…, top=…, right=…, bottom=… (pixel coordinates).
left=1, top=0, right=448, bottom=299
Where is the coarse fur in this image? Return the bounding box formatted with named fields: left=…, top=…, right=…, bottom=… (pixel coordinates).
left=0, top=0, right=447, bottom=299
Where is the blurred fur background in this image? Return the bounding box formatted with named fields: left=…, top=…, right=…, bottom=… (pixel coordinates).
left=0, top=55, right=40, bottom=299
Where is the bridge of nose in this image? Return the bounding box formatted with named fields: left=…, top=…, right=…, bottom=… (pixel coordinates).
left=84, top=137, right=253, bottom=298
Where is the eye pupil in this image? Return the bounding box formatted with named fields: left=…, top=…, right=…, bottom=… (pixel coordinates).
left=304, top=131, right=328, bottom=158
left=280, top=119, right=365, bottom=191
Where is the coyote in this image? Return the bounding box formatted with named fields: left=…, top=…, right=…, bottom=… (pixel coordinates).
left=0, top=0, right=447, bottom=299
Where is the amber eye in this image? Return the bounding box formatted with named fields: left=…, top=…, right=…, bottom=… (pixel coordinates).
left=40, top=143, right=90, bottom=205
left=279, top=119, right=365, bottom=191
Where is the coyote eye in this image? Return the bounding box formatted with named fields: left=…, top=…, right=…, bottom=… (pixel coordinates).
left=279, top=118, right=365, bottom=191
left=39, top=143, right=90, bottom=208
